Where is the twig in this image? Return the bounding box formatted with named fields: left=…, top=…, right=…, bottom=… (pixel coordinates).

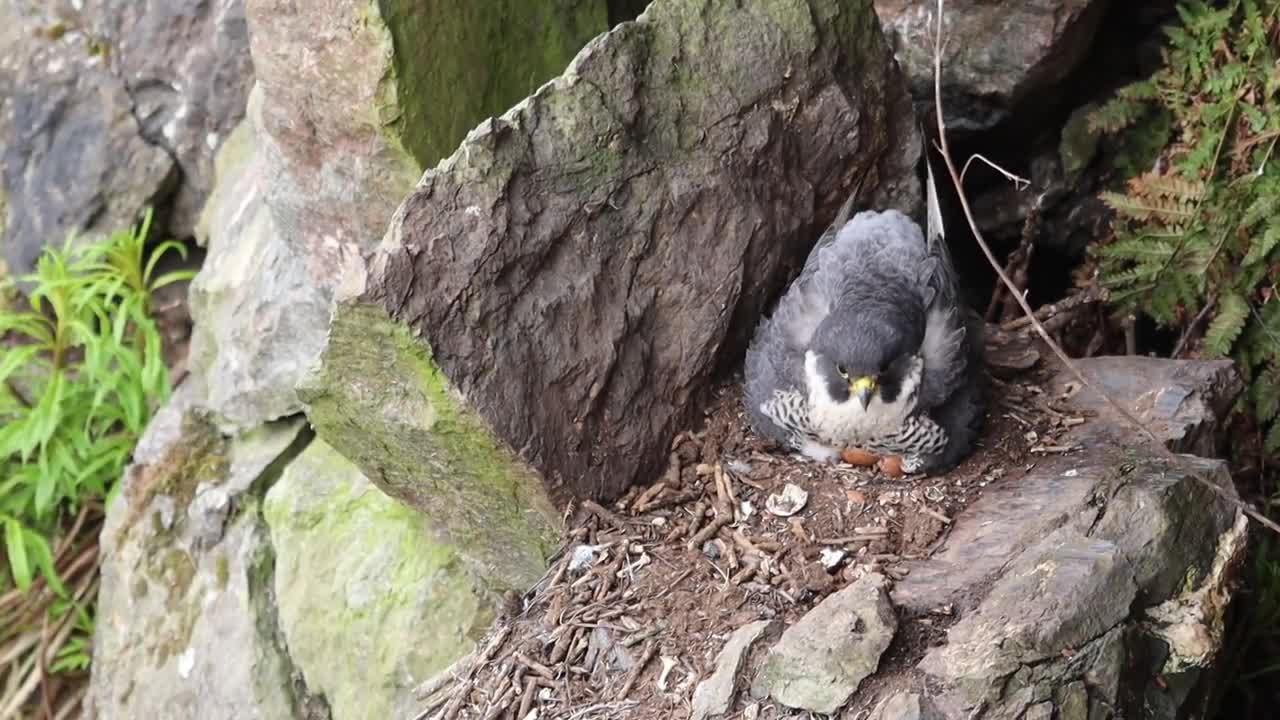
left=686, top=515, right=728, bottom=550
left=919, top=506, right=953, bottom=525
left=616, top=642, right=657, bottom=700
left=1172, top=299, right=1217, bottom=358
left=0, top=572, right=94, bottom=720
left=999, top=286, right=1106, bottom=331
left=38, top=614, right=53, bottom=720
left=513, top=652, right=556, bottom=681
left=517, top=676, right=538, bottom=720
left=931, top=0, right=1280, bottom=535
left=960, top=153, right=1031, bottom=189
left=581, top=500, right=635, bottom=529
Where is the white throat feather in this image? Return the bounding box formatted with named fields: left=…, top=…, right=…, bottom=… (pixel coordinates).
left=803, top=350, right=924, bottom=446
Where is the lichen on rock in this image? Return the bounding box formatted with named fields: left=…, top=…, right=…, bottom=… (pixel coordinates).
left=87, top=386, right=318, bottom=720
left=298, top=299, right=561, bottom=600
left=263, top=438, right=490, bottom=720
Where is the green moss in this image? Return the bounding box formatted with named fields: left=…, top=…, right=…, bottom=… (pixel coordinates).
left=264, top=439, right=488, bottom=719
left=299, top=301, right=560, bottom=598
left=116, top=410, right=229, bottom=546
left=214, top=553, right=230, bottom=590
left=1104, top=108, right=1172, bottom=185
left=143, top=547, right=200, bottom=664
left=372, top=0, right=611, bottom=169
left=1059, top=102, right=1101, bottom=180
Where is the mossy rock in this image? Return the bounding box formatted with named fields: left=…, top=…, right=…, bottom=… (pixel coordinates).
left=263, top=438, right=490, bottom=720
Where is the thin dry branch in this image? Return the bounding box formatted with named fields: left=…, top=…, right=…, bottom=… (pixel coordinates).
left=960, top=153, right=1031, bottom=189
left=930, top=0, right=1280, bottom=534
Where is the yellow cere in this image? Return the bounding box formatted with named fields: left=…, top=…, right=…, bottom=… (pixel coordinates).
left=850, top=376, right=876, bottom=393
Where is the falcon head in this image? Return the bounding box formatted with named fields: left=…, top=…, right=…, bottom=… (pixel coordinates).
left=803, top=302, right=925, bottom=414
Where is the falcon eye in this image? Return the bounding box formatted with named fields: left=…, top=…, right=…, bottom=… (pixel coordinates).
left=836, top=365, right=848, bottom=378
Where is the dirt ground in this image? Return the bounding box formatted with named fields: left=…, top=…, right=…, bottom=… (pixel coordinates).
left=415, top=338, right=1080, bottom=720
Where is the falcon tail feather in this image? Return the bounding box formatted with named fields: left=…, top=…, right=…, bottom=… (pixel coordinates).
left=925, top=154, right=946, bottom=245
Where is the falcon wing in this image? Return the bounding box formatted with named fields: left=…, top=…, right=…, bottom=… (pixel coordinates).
left=916, top=156, right=973, bottom=410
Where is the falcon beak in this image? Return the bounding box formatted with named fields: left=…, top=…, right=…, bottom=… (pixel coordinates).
left=850, top=376, right=876, bottom=410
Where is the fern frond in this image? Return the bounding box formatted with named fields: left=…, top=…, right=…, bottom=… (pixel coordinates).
left=1098, top=237, right=1179, bottom=262
left=1100, top=192, right=1196, bottom=225
left=1132, top=172, right=1206, bottom=202
left=1255, top=366, right=1280, bottom=423
left=1089, top=78, right=1163, bottom=133
left=1203, top=293, right=1250, bottom=357
left=1266, top=418, right=1280, bottom=455
left=1244, top=224, right=1280, bottom=268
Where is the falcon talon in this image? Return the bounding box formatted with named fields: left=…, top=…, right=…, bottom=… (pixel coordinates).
left=743, top=158, right=988, bottom=477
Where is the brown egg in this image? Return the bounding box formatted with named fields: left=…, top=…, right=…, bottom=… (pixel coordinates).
left=840, top=448, right=880, bottom=466
left=877, top=456, right=905, bottom=478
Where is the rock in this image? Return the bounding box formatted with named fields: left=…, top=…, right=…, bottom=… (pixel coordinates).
left=928, top=3, right=1181, bottom=260
left=868, top=692, right=942, bottom=720
left=187, top=89, right=337, bottom=428
left=880, top=356, right=1248, bottom=720
left=874, top=0, right=1109, bottom=131
left=243, top=0, right=616, bottom=267
left=308, top=0, right=923, bottom=537
left=0, top=7, right=177, bottom=278
left=86, top=386, right=317, bottom=719
left=1023, top=703, right=1053, bottom=720
left=761, top=573, right=897, bottom=714
left=263, top=439, right=489, bottom=720
left=188, top=0, right=613, bottom=429
left=691, top=620, right=773, bottom=720
left=1055, top=356, right=1241, bottom=457
left=299, top=297, right=563, bottom=601
left=82, top=0, right=255, bottom=235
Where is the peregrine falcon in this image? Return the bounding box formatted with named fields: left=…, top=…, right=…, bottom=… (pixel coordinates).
left=743, top=159, right=986, bottom=475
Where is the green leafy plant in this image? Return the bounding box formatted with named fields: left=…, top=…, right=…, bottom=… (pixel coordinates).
left=0, top=208, right=192, bottom=709
left=1088, top=0, right=1280, bottom=453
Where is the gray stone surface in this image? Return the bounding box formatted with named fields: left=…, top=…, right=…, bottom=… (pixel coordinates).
left=1055, top=356, right=1241, bottom=457
left=264, top=439, right=488, bottom=720
left=83, top=0, right=254, bottom=236
left=692, top=620, right=773, bottom=720
left=868, top=692, right=942, bottom=720
left=187, top=88, right=337, bottom=429
left=315, top=0, right=922, bottom=509
left=0, top=0, right=253, bottom=276
left=762, top=572, right=897, bottom=714
left=874, top=0, right=1109, bottom=131
left=85, top=385, right=317, bottom=720
left=188, top=0, right=611, bottom=430
left=0, top=5, right=176, bottom=278
left=875, top=355, right=1248, bottom=720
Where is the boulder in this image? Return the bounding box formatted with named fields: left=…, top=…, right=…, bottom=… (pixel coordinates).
left=862, top=356, right=1248, bottom=720
left=88, top=390, right=492, bottom=719
left=873, top=0, right=1109, bottom=131
left=263, top=439, right=490, bottom=720
left=692, top=620, right=774, bottom=720
left=187, top=88, right=338, bottom=429
left=0, top=4, right=176, bottom=278
left=0, top=0, right=253, bottom=277
left=82, top=0, right=256, bottom=236
left=760, top=572, right=897, bottom=713
left=187, top=0, right=614, bottom=429
left=303, top=1, right=924, bottom=595
left=85, top=386, right=319, bottom=720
